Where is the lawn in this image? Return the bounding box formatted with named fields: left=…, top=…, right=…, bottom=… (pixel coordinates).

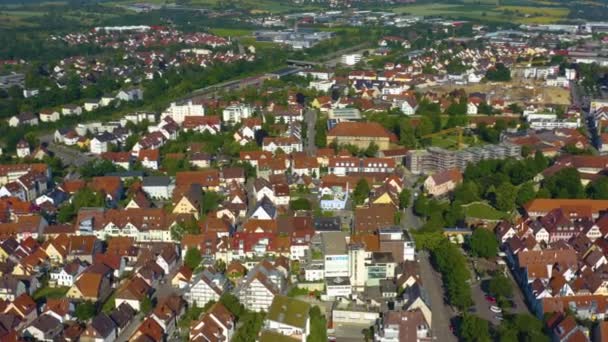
left=209, top=28, right=252, bottom=38
left=462, top=202, right=508, bottom=220
left=33, top=286, right=69, bottom=301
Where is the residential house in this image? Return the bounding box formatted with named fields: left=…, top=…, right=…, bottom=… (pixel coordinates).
left=150, top=294, right=186, bottom=336
left=23, top=314, right=63, bottom=342
left=185, top=267, right=229, bottom=307
left=81, top=313, right=117, bottom=342
left=39, top=109, right=60, bottom=123
left=262, top=295, right=311, bottom=342
left=235, top=261, right=286, bottom=312
left=190, top=302, right=235, bottom=342
left=423, top=169, right=463, bottom=197
left=66, top=272, right=112, bottom=302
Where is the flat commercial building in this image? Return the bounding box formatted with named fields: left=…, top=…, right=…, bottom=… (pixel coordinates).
left=322, top=232, right=349, bottom=278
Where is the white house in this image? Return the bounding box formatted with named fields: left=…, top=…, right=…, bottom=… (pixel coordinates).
left=39, top=109, right=60, bottom=123
left=399, top=98, right=418, bottom=115
left=222, top=104, right=253, bottom=125
left=62, top=104, right=82, bottom=116
left=162, top=100, right=205, bottom=125
left=50, top=260, right=87, bottom=287
left=184, top=268, right=229, bottom=307
left=84, top=100, right=101, bottom=112
left=262, top=136, right=302, bottom=154
left=90, top=132, right=117, bottom=155
left=116, top=88, right=143, bottom=102
left=235, top=261, right=286, bottom=312
left=16, top=140, right=31, bottom=159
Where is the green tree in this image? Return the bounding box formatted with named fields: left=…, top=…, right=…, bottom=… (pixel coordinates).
left=140, top=297, right=153, bottom=314
left=497, top=314, right=549, bottom=342
left=494, top=182, right=517, bottom=212
left=469, top=228, right=499, bottom=258
left=353, top=178, right=370, bottom=205
left=488, top=274, right=513, bottom=298
left=460, top=314, right=492, bottom=342
left=398, top=188, right=411, bottom=209
left=431, top=239, right=473, bottom=309
left=184, top=248, right=202, bottom=270
left=415, top=116, right=434, bottom=139
left=79, top=159, right=120, bottom=179
left=453, top=181, right=481, bottom=204
left=542, top=167, right=584, bottom=198
left=290, top=198, right=312, bottom=211
left=307, top=306, right=327, bottom=342
left=516, top=182, right=537, bottom=206
left=587, top=177, right=608, bottom=199
left=219, top=293, right=244, bottom=317
left=485, top=63, right=511, bottom=82
left=75, top=301, right=96, bottom=321
left=399, top=119, right=417, bottom=147
left=364, top=142, right=379, bottom=157
left=533, top=150, right=549, bottom=171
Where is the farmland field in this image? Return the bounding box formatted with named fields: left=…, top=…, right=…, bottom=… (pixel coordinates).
left=393, top=0, right=569, bottom=24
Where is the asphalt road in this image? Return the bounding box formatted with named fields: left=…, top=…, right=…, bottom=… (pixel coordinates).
left=471, top=269, right=529, bottom=326
left=40, top=133, right=94, bottom=168
left=418, top=250, right=457, bottom=342
left=304, top=108, right=317, bottom=156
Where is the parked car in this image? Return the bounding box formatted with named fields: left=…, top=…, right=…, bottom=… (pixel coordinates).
left=495, top=315, right=504, bottom=321
left=490, top=305, right=502, bottom=313
left=485, top=295, right=496, bottom=303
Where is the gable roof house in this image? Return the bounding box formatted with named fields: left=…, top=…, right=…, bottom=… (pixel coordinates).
left=235, top=260, right=286, bottom=312
left=251, top=196, right=277, bottom=220
left=81, top=313, right=117, bottom=342
left=23, top=314, right=63, bottom=341
left=150, top=294, right=186, bottom=336
left=115, top=276, right=153, bottom=312
left=8, top=112, right=39, bottom=127
left=66, top=272, right=112, bottom=302
left=184, top=267, right=229, bottom=308
left=190, top=302, right=235, bottom=342
left=423, top=168, right=463, bottom=197
left=172, top=184, right=202, bottom=219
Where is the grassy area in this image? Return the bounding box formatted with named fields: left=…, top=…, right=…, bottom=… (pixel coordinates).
left=393, top=1, right=569, bottom=23
left=462, top=202, right=508, bottom=220
left=102, top=291, right=116, bottom=313
left=33, top=286, right=69, bottom=301
left=209, top=28, right=252, bottom=37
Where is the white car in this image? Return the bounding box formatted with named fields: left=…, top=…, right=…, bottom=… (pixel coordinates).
left=490, top=306, right=502, bottom=313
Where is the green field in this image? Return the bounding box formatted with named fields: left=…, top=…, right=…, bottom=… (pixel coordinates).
left=393, top=0, right=569, bottom=24
left=462, top=202, right=508, bottom=220
left=210, top=28, right=252, bottom=37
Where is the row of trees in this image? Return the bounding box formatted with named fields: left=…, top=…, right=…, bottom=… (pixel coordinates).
left=539, top=167, right=608, bottom=200
left=430, top=238, right=473, bottom=310
left=460, top=313, right=548, bottom=342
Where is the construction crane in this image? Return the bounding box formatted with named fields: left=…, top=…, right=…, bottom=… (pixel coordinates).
left=421, top=126, right=466, bottom=150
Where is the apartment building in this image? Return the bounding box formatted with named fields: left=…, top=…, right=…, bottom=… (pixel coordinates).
left=406, top=143, right=521, bottom=174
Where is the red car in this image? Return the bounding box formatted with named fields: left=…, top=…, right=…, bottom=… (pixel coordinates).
left=485, top=295, right=496, bottom=303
